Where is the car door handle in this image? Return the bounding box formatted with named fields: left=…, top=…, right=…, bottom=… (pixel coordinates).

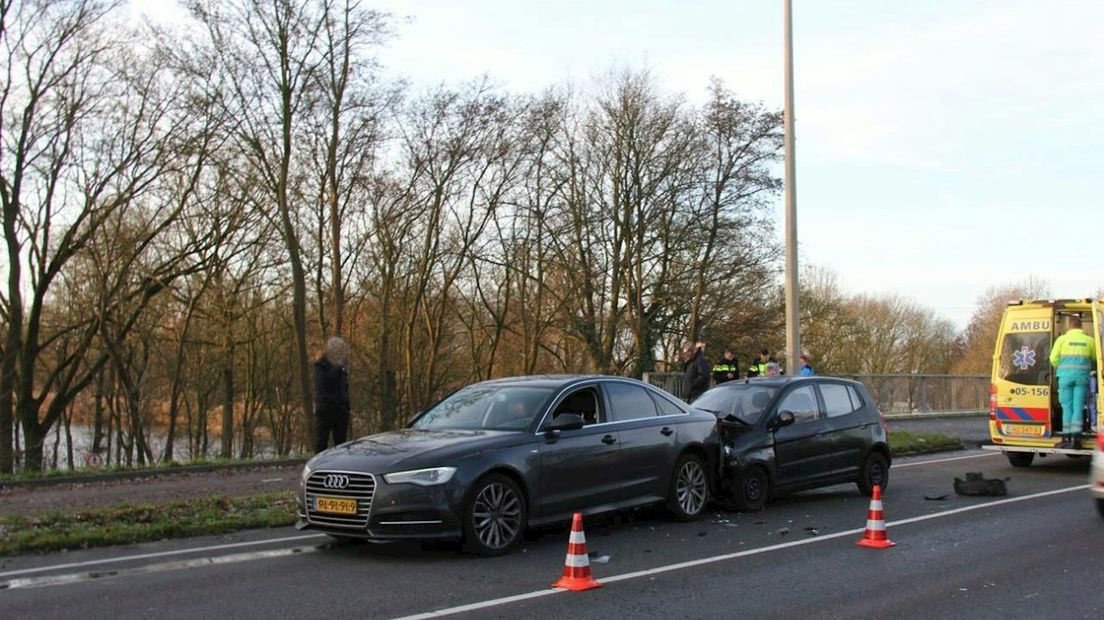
left=815, top=431, right=827, bottom=437
left=601, top=434, right=617, bottom=445
left=660, top=427, right=674, bottom=436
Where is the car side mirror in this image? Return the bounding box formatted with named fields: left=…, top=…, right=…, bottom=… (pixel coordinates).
left=773, top=411, right=796, bottom=429
left=545, top=413, right=585, bottom=433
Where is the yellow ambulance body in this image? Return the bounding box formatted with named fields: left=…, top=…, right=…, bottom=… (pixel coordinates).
left=986, top=299, right=1103, bottom=467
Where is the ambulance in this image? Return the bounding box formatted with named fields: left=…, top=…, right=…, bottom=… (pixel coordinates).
left=984, top=299, right=1103, bottom=468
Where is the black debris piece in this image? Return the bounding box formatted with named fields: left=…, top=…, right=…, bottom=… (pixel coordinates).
left=953, top=472, right=1008, bottom=497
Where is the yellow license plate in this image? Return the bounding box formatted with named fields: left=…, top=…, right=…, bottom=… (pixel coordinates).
left=1002, top=423, right=1045, bottom=437
left=315, top=496, right=357, bottom=515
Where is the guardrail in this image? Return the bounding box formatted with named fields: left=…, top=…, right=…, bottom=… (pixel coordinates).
left=641, top=372, right=989, bottom=415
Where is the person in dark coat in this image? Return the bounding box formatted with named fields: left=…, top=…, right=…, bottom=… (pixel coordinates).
left=682, top=341, right=711, bottom=403
left=314, top=337, right=350, bottom=453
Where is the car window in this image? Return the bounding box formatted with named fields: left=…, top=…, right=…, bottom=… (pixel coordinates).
left=693, top=384, right=778, bottom=425
left=550, top=387, right=605, bottom=425
left=998, top=331, right=1050, bottom=386
left=648, top=389, right=686, bottom=416
left=606, top=382, right=659, bottom=421
left=820, top=383, right=858, bottom=418
left=411, top=385, right=553, bottom=431
left=777, top=385, right=820, bottom=423
left=846, top=385, right=865, bottom=410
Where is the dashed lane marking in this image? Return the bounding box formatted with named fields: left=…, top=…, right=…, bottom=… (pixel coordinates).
left=1, top=547, right=320, bottom=590
left=0, top=533, right=326, bottom=579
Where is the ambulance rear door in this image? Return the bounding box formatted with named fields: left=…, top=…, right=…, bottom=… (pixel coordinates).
left=992, top=308, right=1053, bottom=441
left=1094, top=300, right=1103, bottom=438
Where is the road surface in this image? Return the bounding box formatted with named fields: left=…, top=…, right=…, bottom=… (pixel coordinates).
left=2, top=448, right=1099, bottom=619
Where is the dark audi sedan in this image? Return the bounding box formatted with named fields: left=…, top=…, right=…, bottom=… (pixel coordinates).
left=297, top=375, right=719, bottom=555
left=694, top=376, right=890, bottom=512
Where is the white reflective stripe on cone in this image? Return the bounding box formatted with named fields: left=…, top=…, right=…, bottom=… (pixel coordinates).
left=569, top=530, right=586, bottom=544
left=869, top=500, right=883, bottom=511
left=564, top=554, right=590, bottom=568
left=866, top=520, right=885, bottom=531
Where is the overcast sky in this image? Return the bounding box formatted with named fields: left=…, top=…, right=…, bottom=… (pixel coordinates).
left=136, top=0, right=1104, bottom=329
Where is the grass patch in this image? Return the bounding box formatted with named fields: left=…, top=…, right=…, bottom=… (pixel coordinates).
left=889, top=430, right=962, bottom=456
left=0, top=457, right=301, bottom=483
left=0, top=492, right=298, bottom=556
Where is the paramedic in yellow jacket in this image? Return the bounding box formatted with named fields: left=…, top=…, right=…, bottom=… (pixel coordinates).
left=1049, top=316, right=1097, bottom=448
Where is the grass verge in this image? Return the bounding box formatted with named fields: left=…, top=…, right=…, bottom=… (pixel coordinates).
left=0, top=457, right=302, bottom=483
left=0, top=492, right=297, bottom=556
left=889, top=430, right=963, bottom=457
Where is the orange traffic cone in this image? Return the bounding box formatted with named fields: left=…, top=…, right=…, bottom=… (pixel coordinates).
left=552, top=513, right=602, bottom=591
left=856, top=484, right=896, bottom=549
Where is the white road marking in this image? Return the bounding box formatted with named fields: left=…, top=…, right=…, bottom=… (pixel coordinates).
left=893, top=451, right=999, bottom=468
left=390, top=483, right=1091, bottom=620
left=0, top=533, right=326, bottom=579
left=1, top=547, right=319, bottom=590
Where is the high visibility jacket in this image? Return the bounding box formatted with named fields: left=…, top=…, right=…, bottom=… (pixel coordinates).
left=1049, top=328, right=1096, bottom=377
left=712, top=360, right=740, bottom=384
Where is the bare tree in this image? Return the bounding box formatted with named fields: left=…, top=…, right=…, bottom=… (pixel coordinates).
left=191, top=0, right=329, bottom=450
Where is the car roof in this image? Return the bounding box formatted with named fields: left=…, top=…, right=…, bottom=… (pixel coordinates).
left=474, top=374, right=629, bottom=390
left=717, top=376, right=853, bottom=388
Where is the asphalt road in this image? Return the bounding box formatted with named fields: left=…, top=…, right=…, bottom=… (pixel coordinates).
left=1, top=449, right=1099, bottom=619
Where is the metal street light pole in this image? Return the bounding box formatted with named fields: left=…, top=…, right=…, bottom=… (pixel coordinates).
left=783, top=0, right=801, bottom=373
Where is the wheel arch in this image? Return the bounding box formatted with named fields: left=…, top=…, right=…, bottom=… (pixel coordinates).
left=470, top=465, right=532, bottom=512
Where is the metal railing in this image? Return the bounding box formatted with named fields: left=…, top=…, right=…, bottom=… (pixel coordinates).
left=641, top=372, right=989, bottom=415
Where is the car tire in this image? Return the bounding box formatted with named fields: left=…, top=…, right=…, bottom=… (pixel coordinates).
left=857, top=451, right=890, bottom=496
left=1006, top=452, right=1034, bottom=468
left=668, top=453, right=710, bottom=521
left=732, top=467, right=769, bottom=512
left=1097, top=498, right=1104, bottom=520
left=462, top=474, right=527, bottom=556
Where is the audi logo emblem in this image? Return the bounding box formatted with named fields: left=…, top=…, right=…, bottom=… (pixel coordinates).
left=322, top=474, right=350, bottom=489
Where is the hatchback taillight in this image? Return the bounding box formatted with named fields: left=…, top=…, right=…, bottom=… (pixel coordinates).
left=879, top=410, right=890, bottom=435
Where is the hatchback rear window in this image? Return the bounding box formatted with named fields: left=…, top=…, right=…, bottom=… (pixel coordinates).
left=820, top=383, right=858, bottom=417
left=999, top=332, right=1051, bottom=386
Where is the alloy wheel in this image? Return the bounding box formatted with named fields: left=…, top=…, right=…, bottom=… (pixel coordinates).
left=676, top=460, right=708, bottom=516
left=471, top=482, right=522, bottom=550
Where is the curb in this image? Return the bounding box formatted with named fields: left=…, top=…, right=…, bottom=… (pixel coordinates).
left=0, top=458, right=308, bottom=491
left=883, top=410, right=986, bottom=421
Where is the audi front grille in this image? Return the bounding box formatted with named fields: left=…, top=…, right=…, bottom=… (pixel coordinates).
left=304, top=470, right=376, bottom=529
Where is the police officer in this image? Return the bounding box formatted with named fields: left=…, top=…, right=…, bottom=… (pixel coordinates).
left=712, top=348, right=740, bottom=385
left=1049, top=316, right=1096, bottom=448
left=747, top=349, right=776, bottom=378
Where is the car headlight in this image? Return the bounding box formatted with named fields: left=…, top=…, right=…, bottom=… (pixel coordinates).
left=383, top=467, right=457, bottom=486
left=300, top=463, right=313, bottom=485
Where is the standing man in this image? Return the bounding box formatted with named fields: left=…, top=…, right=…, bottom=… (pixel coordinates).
left=682, top=341, right=711, bottom=403
left=1049, top=316, right=1096, bottom=448
left=314, top=336, right=351, bottom=453
left=712, top=348, right=741, bottom=385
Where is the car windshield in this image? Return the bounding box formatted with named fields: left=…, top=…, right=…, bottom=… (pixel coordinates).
left=411, top=385, right=554, bottom=431
left=693, top=384, right=779, bottom=425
